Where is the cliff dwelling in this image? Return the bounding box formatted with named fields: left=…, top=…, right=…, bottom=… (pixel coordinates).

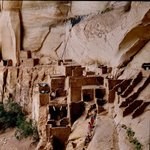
left=0, top=1, right=149, bottom=150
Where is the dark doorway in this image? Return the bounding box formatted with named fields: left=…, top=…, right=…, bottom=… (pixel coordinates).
left=95, top=88, right=105, bottom=98
left=53, top=136, right=65, bottom=150
left=142, top=63, right=150, bottom=70
left=49, top=106, right=67, bottom=121
left=83, top=89, right=94, bottom=102
left=96, top=98, right=107, bottom=106
left=70, top=101, right=85, bottom=124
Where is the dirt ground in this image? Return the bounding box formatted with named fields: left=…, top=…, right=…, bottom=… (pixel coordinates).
left=0, top=128, right=37, bottom=150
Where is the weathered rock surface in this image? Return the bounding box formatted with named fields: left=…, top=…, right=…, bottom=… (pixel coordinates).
left=21, top=1, right=69, bottom=52
left=0, top=1, right=149, bottom=71
left=64, top=2, right=150, bottom=70
left=1, top=1, right=21, bottom=66
left=87, top=116, right=119, bottom=150
left=0, top=1, right=149, bottom=150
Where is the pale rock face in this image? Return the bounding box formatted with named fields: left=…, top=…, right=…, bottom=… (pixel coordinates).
left=1, top=11, right=20, bottom=66
left=36, top=106, right=47, bottom=150
left=0, top=67, right=6, bottom=102
left=0, top=1, right=149, bottom=150
left=39, top=25, right=67, bottom=59
left=62, top=2, right=150, bottom=70
left=114, top=105, right=150, bottom=150
left=66, top=112, right=90, bottom=150
left=62, top=10, right=125, bottom=65
left=70, top=1, right=108, bottom=16
left=3, top=68, right=18, bottom=103
left=20, top=1, right=111, bottom=53
left=1, top=0, right=21, bottom=66
left=32, top=85, right=40, bottom=122
left=1, top=1, right=22, bottom=10
left=87, top=116, right=119, bottom=150
left=0, top=13, right=1, bottom=51
left=21, top=1, right=69, bottom=51
left=108, top=1, right=130, bottom=8
left=119, top=41, right=150, bottom=79
left=1, top=1, right=150, bottom=70
left=116, top=124, right=134, bottom=150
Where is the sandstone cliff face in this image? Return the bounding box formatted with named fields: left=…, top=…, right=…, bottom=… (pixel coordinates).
left=0, top=0, right=120, bottom=107
left=9, top=1, right=149, bottom=76
left=0, top=1, right=118, bottom=61
left=1, top=1, right=148, bottom=71
left=0, top=1, right=149, bottom=150
left=1, top=1, right=21, bottom=66
left=64, top=2, right=150, bottom=71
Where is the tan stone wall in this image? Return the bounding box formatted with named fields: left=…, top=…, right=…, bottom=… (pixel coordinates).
left=50, top=126, right=71, bottom=143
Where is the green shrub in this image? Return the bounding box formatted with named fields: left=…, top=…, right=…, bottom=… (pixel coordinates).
left=15, top=121, right=39, bottom=141
left=126, top=127, right=143, bottom=150
left=126, top=127, right=135, bottom=141
left=130, top=137, right=143, bottom=150
left=16, top=119, right=33, bottom=139
left=0, top=100, right=24, bottom=130
left=5, top=99, right=22, bottom=114
left=0, top=102, right=5, bottom=116
left=0, top=102, right=10, bottom=130
left=0, top=100, right=39, bottom=141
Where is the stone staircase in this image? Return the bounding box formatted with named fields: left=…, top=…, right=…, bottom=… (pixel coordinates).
left=117, top=73, right=150, bottom=118
left=122, top=100, right=143, bottom=117
left=121, top=72, right=143, bottom=97
left=113, top=79, right=132, bottom=95
left=132, top=101, right=150, bottom=118
left=120, top=75, right=150, bottom=108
